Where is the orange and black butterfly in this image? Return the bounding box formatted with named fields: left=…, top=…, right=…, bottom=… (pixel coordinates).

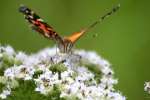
left=19, top=4, right=120, bottom=53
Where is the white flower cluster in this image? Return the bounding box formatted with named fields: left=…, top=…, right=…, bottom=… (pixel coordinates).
left=0, top=45, right=126, bottom=100
left=145, top=82, right=150, bottom=94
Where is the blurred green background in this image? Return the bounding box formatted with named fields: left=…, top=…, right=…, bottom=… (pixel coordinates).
left=0, top=0, right=149, bottom=100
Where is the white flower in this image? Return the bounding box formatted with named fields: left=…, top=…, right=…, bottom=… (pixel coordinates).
left=4, top=65, right=35, bottom=80
left=75, top=70, right=94, bottom=82
left=0, top=46, right=126, bottom=100
left=35, top=84, right=45, bottom=92
left=15, top=52, right=28, bottom=63
left=0, top=53, right=2, bottom=58
left=4, top=65, right=19, bottom=79
left=107, top=92, right=126, bottom=100
left=4, top=46, right=15, bottom=56
left=145, top=82, right=150, bottom=94
left=0, top=90, right=11, bottom=99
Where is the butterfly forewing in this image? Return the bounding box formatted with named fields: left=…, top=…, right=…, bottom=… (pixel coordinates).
left=19, top=5, right=64, bottom=44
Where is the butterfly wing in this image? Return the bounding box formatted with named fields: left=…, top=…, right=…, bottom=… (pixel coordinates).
left=65, top=4, right=120, bottom=44
left=19, top=5, right=64, bottom=44
left=64, top=29, right=86, bottom=43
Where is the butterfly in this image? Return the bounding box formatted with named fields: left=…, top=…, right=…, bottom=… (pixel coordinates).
left=19, top=4, right=120, bottom=53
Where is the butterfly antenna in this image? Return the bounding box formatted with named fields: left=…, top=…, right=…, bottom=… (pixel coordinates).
left=82, top=4, right=120, bottom=33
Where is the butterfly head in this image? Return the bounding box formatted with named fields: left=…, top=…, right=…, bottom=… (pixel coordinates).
left=58, top=39, right=73, bottom=53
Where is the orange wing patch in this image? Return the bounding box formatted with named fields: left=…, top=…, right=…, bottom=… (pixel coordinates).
left=65, top=29, right=86, bottom=43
